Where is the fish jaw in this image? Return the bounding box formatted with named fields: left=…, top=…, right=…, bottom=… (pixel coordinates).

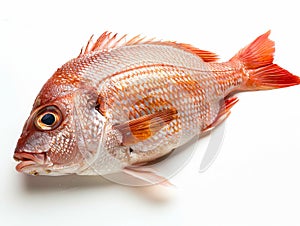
left=13, top=151, right=85, bottom=176
left=13, top=152, right=50, bottom=175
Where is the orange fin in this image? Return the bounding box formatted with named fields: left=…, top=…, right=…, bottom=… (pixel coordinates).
left=245, top=64, right=300, bottom=90
left=173, top=43, right=218, bottom=62
left=113, top=108, right=178, bottom=146
left=78, top=31, right=153, bottom=57
left=78, top=31, right=218, bottom=62
left=203, top=96, right=238, bottom=133
left=231, top=30, right=300, bottom=90
left=123, top=166, right=174, bottom=187
left=230, top=30, right=274, bottom=69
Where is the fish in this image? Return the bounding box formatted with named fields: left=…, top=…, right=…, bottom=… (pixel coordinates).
left=13, top=30, right=300, bottom=185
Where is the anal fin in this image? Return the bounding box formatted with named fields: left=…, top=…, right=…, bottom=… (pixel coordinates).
left=203, top=96, right=239, bottom=133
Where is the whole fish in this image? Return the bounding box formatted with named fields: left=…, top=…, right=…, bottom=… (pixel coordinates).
left=14, top=31, right=299, bottom=184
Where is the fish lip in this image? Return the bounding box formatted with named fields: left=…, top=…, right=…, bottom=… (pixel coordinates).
left=14, top=152, right=47, bottom=172
left=15, top=160, right=37, bottom=172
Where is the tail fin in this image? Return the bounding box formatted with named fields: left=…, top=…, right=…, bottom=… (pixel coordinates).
left=230, top=30, right=300, bottom=90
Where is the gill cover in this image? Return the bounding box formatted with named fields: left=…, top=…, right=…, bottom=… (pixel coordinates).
left=73, top=88, right=126, bottom=175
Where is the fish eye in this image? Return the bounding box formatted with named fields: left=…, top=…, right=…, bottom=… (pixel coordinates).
left=41, top=113, right=56, bottom=126
left=34, top=105, right=63, bottom=131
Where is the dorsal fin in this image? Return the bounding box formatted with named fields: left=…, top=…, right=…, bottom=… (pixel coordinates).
left=78, top=31, right=218, bottom=62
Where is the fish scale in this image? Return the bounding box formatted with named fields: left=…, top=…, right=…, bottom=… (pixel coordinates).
left=13, top=31, right=300, bottom=183
left=95, top=62, right=221, bottom=163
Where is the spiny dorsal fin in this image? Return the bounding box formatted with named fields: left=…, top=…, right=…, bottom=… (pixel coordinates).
left=78, top=31, right=218, bottom=62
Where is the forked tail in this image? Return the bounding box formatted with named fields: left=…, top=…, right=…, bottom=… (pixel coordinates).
left=230, top=31, right=300, bottom=90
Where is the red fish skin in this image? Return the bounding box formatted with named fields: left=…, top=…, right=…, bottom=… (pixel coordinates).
left=13, top=31, right=300, bottom=177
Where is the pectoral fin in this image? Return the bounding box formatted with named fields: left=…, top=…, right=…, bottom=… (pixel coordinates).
left=113, top=108, right=178, bottom=146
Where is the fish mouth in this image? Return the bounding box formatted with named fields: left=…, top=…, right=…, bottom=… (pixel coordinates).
left=14, top=152, right=47, bottom=173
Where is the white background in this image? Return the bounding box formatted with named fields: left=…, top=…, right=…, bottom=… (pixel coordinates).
left=1, top=0, right=300, bottom=225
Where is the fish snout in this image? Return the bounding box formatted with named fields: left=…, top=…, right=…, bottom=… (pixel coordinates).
left=13, top=152, right=47, bottom=173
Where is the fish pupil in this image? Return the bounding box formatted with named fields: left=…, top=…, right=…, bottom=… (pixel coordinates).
left=41, top=113, right=55, bottom=126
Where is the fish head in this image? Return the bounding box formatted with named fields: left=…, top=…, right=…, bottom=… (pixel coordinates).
left=13, top=90, right=87, bottom=175
left=13, top=63, right=127, bottom=176
left=11, top=65, right=98, bottom=176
